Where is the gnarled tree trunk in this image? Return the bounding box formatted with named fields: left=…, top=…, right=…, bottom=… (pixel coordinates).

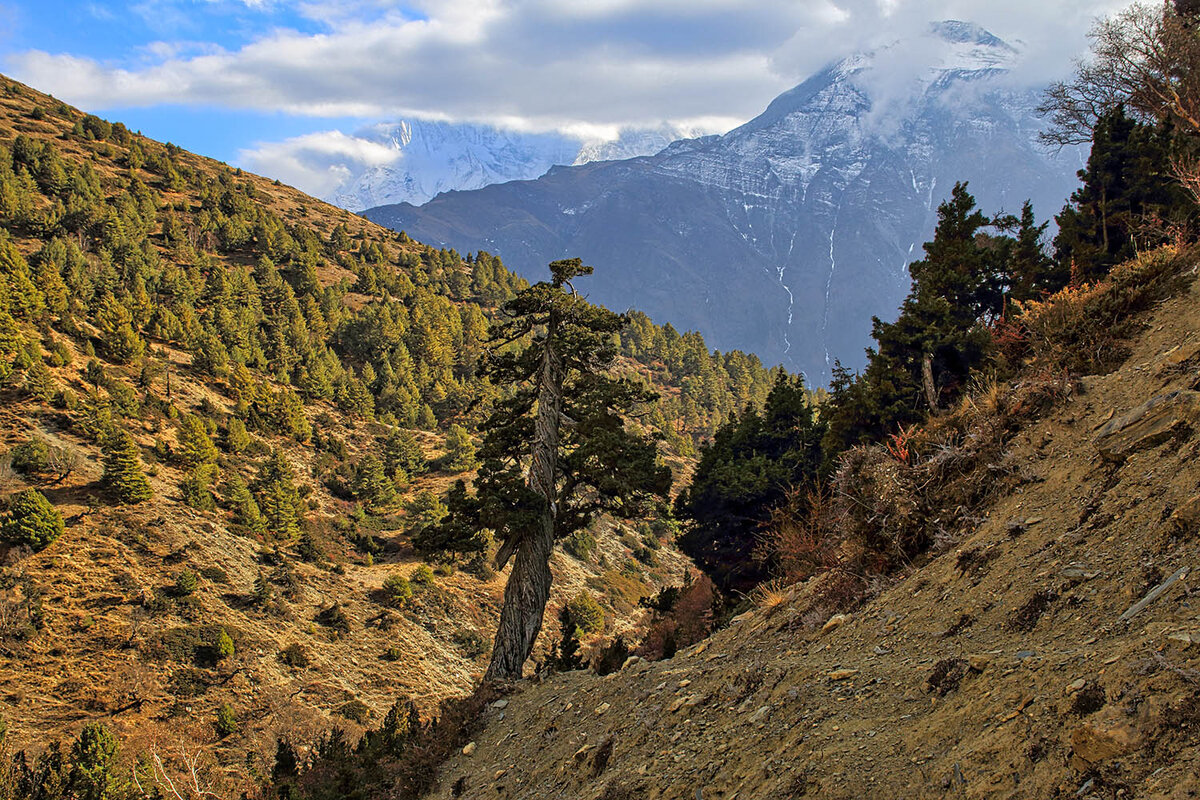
left=486, top=312, right=563, bottom=682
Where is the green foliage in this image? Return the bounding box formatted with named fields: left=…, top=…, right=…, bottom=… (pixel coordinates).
left=382, top=574, right=413, bottom=606
left=174, top=569, right=198, bottom=596
left=66, top=723, right=120, bottom=800
left=1054, top=107, right=1191, bottom=284
left=440, top=423, right=475, bottom=472
left=548, top=605, right=585, bottom=672
left=566, top=591, right=604, bottom=635
left=338, top=699, right=371, bottom=724
left=224, top=417, right=251, bottom=454
left=278, top=642, right=309, bottom=668
left=676, top=373, right=825, bottom=593
left=214, top=703, right=238, bottom=738
left=352, top=453, right=396, bottom=511
left=1, top=488, right=64, bottom=551
left=384, top=428, right=426, bottom=477
left=410, top=564, right=434, bottom=586
left=254, top=449, right=302, bottom=539
left=176, top=413, right=217, bottom=469
left=214, top=627, right=235, bottom=660
left=101, top=429, right=152, bottom=504
left=180, top=463, right=217, bottom=510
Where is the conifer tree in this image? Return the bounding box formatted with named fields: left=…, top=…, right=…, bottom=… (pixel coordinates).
left=254, top=449, right=301, bottom=539
left=432, top=259, right=670, bottom=681
left=102, top=429, right=153, bottom=504
left=441, top=423, right=476, bottom=472
left=353, top=453, right=396, bottom=511
left=1, top=488, right=64, bottom=550
left=176, top=413, right=217, bottom=470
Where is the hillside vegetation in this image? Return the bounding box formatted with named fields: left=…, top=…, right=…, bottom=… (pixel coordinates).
left=0, top=73, right=777, bottom=791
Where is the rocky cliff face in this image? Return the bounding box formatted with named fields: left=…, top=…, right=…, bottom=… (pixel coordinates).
left=366, top=22, right=1084, bottom=382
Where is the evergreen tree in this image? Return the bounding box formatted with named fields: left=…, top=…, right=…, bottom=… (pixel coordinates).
left=435, top=259, right=670, bottom=681
left=101, top=429, right=153, bottom=503
left=67, top=723, right=120, bottom=800
left=1054, top=107, right=1189, bottom=283
left=353, top=453, right=396, bottom=511
left=676, top=373, right=825, bottom=593
left=254, top=449, right=301, bottom=539
left=384, top=428, right=426, bottom=477
left=176, top=413, right=217, bottom=470
left=1, top=488, right=64, bottom=550
left=440, top=423, right=476, bottom=472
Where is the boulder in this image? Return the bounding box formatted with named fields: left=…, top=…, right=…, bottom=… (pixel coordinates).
left=1070, top=709, right=1143, bottom=769
left=1095, top=391, right=1200, bottom=461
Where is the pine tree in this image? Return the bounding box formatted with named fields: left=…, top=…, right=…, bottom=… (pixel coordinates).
left=176, top=413, right=217, bottom=469
left=436, top=259, right=670, bottom=681
left=102, top=429, right=153, bottom=504
left=254, top=449, right=301, bottom=539
left=353, top=453, right=396, bottom=511
left=440, top=423, right=476, bottom=472
left=384, top=428, right=426, bottom=477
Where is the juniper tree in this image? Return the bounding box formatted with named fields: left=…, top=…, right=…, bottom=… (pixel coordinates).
left=431, top=259, right=670, bottom=681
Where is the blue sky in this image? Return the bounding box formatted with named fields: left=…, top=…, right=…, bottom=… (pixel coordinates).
left=0, top=0, right=1130, bottom=195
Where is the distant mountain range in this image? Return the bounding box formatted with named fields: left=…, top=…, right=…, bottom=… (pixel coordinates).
left=324, top=121, right=709, bottom=211
left=363, top=22, right=1086, bottom=382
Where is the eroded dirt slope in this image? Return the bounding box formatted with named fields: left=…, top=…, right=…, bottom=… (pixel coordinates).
left=433, top=268, right=1200, bottom=799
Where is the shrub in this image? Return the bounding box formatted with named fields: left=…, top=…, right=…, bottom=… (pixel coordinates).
left=215, top=703, right=237, bottom=738
left=410, top=564, right=434, bottom=586
left=10, top=437, right=49, bottom=474
left=316, top=603, right=351, bottom=636
left=214, top=628, right=235, bottom=661
left=68, top=722, right=120, bottom=800
left=452, top=629, right=487, bottom=658
left=563, top=527, right=597, bottom=561
left=566, top=592, right=604, bottom=635
left=174, top=569, right=198, bottom=596
left=279, top=643, right=309, bottom=668
left=382, top=574, right=413, bottom=606
left=1, top=489, right=64, bottom=551
left=338, top=699, right=371, bottom=724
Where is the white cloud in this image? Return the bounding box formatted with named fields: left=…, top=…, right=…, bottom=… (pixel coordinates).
left=241, top=129, right=404, bottom=197
left=7, top=0, right=1138, bottom=134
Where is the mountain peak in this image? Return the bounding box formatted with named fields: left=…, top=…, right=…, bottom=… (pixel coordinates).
left=929, top=20, right=1014, bottom=51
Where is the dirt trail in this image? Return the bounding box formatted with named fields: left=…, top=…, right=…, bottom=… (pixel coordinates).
left=433, top=270, right=1200, bottom=799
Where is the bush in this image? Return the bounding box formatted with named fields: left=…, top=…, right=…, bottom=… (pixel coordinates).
left=382, top=574, right=413, bottom=607
left=214, top=628, right=235, bottom=661
left=410, top=564, right=434, bottom=586
left=1, top=489, right=64, bottom=551
left=279, top=643, right=309, bottom=668
left=10, top=437, right=49, bottom=474
left=338, top=699, right=371, bottom=724
left=566, top=592, right=604, bottom=635
left=174, top=569, right=198, bottom=596
left=452, top=629, right=488, bottom=658
left=215, top=703, right=237, bottom=738
left=316, top=603, right=351, bottom=636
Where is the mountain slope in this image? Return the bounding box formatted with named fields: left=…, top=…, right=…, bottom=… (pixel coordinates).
left=429, top=253, right=1200, bottom=800
left=366, top=22, right=1083, bottom=382
left=0, top=73, right=756, bottom=787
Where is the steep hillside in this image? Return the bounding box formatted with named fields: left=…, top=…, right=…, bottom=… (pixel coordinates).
left=0, top=74, right=756, bottom=788
left=429, top=258, right=1200, bottom=799
left=366, top=22, right=1083, bottom=383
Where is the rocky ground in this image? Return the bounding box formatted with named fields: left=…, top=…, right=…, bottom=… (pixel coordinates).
left=432, top=266, right=1200, bottom=799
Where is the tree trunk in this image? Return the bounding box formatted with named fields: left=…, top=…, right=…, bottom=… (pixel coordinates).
left=486, top=312, right=564, bottom=682
left=922, top=353, right=939, bottom=411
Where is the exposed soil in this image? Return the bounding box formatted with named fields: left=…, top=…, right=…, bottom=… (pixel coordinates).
left=430, top=268, right=1200, bottom=800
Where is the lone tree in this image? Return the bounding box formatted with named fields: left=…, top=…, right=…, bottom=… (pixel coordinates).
left=432, top=259, right=670, bottom=681
left=102, top=429, right=153, bottom=504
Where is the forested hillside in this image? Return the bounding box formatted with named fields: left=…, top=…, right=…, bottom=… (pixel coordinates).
left=0, top=73, right=778, bottom=793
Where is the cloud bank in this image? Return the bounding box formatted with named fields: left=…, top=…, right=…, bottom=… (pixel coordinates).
left=8, top=0, right=1134, bottom=134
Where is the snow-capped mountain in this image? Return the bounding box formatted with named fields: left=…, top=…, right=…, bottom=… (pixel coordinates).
left=364, top=22, right=1085, bottom=382
left=324, top=121, right=709, bottom=211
